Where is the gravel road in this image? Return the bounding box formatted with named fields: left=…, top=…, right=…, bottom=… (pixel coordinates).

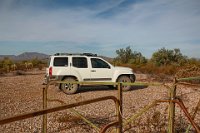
left=0, top=71, right=199, bottom=133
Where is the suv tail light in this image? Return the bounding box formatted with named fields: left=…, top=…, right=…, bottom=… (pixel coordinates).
left=49, top=67, right=52, bottom=77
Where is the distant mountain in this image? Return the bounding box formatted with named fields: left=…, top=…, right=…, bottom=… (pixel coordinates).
left=0, top=55, right=16, bottom=60
left=0, top=52, right=114, bottom=62
left=0, top=52, right=49, bottom=61
left=17, top=52, right=49, bottom=60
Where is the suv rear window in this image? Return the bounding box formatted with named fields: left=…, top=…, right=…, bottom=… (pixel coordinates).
left=72, top=57, right=87, bottom=68
left=53, top=57, right=68, bottom=66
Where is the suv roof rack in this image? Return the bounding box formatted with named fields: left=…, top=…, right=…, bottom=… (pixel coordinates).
left=83, top=53, right=97, bottom=56
left=54, top=53, right=97, bottom=56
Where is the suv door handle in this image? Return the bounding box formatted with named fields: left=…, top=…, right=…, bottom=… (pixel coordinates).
left=91, top=70, right=96, bottom=72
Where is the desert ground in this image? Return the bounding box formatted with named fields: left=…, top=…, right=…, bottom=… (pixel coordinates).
left=0, top=70, right=199, bottom=133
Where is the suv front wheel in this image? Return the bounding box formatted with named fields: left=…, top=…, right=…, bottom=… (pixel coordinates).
left=117, top=75, right=132, bottom=91
left=61, top=77, right=78, bottom=94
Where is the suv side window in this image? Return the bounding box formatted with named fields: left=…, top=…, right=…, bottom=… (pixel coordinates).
left=72, top=57, right=88, bottom=68
left=53, top=57, right=68, bottom=66
left=91, top=58, right=110, bottom=68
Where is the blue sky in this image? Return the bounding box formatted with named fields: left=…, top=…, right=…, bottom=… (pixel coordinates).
left=0, top=0, right=200, bottom=58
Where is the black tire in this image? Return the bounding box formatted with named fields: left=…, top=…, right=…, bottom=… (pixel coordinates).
left=61, top=77, right=78, bottom=94
left=117, top=75, right=132, bottom=91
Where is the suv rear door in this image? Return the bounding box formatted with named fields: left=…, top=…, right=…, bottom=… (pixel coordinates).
left=71, top=56, right=91, bottom=81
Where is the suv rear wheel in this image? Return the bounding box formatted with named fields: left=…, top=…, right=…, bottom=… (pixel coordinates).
left=61, top=77, right=78, bottom=94
left=117, top=75, right=132, bottom=91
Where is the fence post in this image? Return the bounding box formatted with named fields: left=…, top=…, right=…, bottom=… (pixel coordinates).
left=43, top=87, right=47, bottom=133
left=168, top=77, right=177, bottom=133
left=117, top=82, right=123, bottom=133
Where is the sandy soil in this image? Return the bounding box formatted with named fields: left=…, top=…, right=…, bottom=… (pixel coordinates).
left=0, top=71, right=199, bottom=133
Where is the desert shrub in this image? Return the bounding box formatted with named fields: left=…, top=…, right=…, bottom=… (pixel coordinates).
left=31, top=58, right=41, bottom=67
left=156, top=65, right=177, bottom=75
left=138, top=63, right=157, bottom=74
left=38, top=64, right=44, bottom=70
left=0, top=57, right=13, bottom=73
left=151, top=48, right=187, bottom=66
left=120, top=62, right=177, bottom=76
left=175, top=65, right=200, bottom=83
left=187, top=58, right=200, bottom=66
left=114, top=47, right=188, bottom=76
left=16, top=63, right=27, bottom=71
left=31, top=58, right=47, bottom=68
left=115, top=46, right=147, bottom=65
left=0, top=68, right=5, bottom=74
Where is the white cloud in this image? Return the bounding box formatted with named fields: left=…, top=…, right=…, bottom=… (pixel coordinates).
left=0, top=0, right=200, bottom=58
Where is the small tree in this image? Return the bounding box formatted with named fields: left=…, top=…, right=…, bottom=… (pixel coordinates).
left=115, top=46, right=147, bottom=65
left=130, top=51, right=147, bottom=65
left=151, top=48, right=187, bottom=66
left=115, top=46, right=133, bottom=64
left=187, top=58, right=200, bottom=66
left=31, top=58, right=46, bottom=68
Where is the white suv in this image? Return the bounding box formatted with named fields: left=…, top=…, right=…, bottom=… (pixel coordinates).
left=45, top=53, right=135, bottom=94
